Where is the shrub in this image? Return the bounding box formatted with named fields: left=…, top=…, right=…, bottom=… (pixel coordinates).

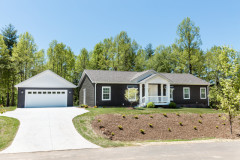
left=222, top=123, right=226, bottom=125
left=218, top=114, right=221, bottom=117
left=194, top=126, right=197, bottom=130
left=199, top=114, right=203, bottom=118
left=122, top=115, right=126, bottom=118
left=98, top=119, right=101, bottom=122
left=0, top=104, right=6, bottom=114
left=149, top=124, right=153, bottom=128
left=176, top=113, right=180, bottom=117
left=198, top=120, right=202, bottom=124
left=147, top=102, right=155, bottom=108
left=179, top=122, right=183, bottom=126
left=163, top=113, right=168, bottom=117
left=94, top=106, right=98, bottom=108
left=118, top=125, right=123, bottom=130
left=134, top=115, right=139, bottom=119
left=150, top=115, right=153, bottom=118
left=169, top=102, right=177, bottom=108
left=216, top=126, right=219, bottom=129
left=111, top=132, right=115, bottom=136
left=140, top=129, right=145, bottom=134
left=168, top=128, right=171, bottom=132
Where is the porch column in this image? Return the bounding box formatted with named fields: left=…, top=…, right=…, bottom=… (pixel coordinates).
left=161, top=84, right=163, bottom=102
left=139, top=83, right=142, bottom=104
left=145, top=83, right=149, bottom=104
left=166, top=83, right=170, bottom=103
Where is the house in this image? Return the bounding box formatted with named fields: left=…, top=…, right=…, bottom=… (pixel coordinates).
left=78, top=70, right=210, bottom=107
left=15, top=70, right=77, bottom=108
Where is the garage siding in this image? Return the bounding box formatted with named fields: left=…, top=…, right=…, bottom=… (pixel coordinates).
left=79, top=75, right=95, bottom=106
left=17, top=88, right=74, bottom=108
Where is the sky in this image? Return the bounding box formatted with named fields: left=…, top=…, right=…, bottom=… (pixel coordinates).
left=1, top=0, right=240, bottom=55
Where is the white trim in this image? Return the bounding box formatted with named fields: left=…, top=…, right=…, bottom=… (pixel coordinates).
left=171, top=83, right=210, bottom=86
left=139, top=74, right=172, bottom=83
left=102, top=86, right=111, bottom=101
left=200, top=87, right=207, bottom=99
left=83, top=89, right=86, bottom=105
left=94, top=83, right=97, bottom=106
left=183, top=87, right=190, bottom=99
left=170, top=88, right=174, bottom=101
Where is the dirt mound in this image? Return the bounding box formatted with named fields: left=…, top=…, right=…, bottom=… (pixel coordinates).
left=92, top=113, right=240, bottom=141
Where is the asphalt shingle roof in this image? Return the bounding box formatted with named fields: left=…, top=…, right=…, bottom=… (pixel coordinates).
left=82, top=70, right=209, bottom=85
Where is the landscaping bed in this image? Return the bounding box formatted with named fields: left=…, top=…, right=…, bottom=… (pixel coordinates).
left=92, top=113, right=240, bottom=141
left=0, top=116, right=20, bottom=151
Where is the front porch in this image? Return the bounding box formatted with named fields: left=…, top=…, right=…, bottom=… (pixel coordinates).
left=138, top=74, right=171, bottom=106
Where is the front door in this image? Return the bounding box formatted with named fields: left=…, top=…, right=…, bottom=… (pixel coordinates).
left=149, top=85, right=158, bottom=96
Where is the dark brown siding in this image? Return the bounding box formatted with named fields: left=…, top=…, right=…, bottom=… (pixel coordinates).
left=79, top=75, right=95, bottom=106
left=172, top=85, right=208, bottom=107
left=17, top=88, right=74, bottom=108
left=96, top=84, right=139, bottom=107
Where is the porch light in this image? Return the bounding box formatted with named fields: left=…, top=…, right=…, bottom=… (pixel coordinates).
left=69, top=91, right=71, bottom=94
left=21, top=91, right=24, bottom=94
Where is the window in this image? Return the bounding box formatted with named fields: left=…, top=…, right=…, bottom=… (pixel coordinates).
left=170, top=88, right=174, bottom=101
left=28, top=92, right=32, bottom=94
left=52, top=92, right=56, bottom=94
left=57, top=92, right=60, bottom=94
left=48, top=92, right=51, bottom=94
left=127, top=87, right=138, bottom=101
left=43, top=92, right=47, bottom=94
left=62, top=92, right=65, bottom=94
left=38, top=92, right=42, bottom=94
left=200, top=87, right=206, bottom=99
left=33, top=92, right=37, bottom=94
left=102, top=86, right=111, bottom=100
left=183, top=87, right=190, bottom=99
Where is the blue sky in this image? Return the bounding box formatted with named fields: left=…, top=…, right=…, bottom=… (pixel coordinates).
left=1, top=0, right=240, bottom=55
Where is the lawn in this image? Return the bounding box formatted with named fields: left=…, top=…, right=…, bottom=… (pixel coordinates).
left=3, top=106, right=17, bottom=112
left=73, top=107, right=223, bottom=147
left=0, top=116, right=20, bottom=151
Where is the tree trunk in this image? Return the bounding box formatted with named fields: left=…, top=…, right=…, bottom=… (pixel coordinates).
left=2, top=96, right=5, bottom=106
left=229, top=112, right=233, bottom=134
left=6, top=92, right=9, bottom=107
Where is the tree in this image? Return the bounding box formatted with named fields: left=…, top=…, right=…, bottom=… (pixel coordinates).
left=209, top=46, right=240, bottom=134
left=145, top=43, right=154, bottom=59
left=75, top=48, right=89, bottom=76
left=134, top=48, right=147, bottom=71
left=124, top=88, right=139, bottom=107
left=177, top=17, right=202, bottom=74
left=1, top=24, right=18, bottom=106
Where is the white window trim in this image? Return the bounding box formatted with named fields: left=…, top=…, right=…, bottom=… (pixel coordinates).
left=183, top=87, right=190, bottom=99
left=127, top=88, right=138, bottom=101
left=170, top=88, right=174, bottom=101
left=200, top=87, right=206, bottom=99
left=102, top=86, right=111, bottom=101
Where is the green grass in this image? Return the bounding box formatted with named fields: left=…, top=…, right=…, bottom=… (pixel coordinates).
left=3, top=106, right=17, bottom=112
left=73, top=107, right=222, bottom=148
left=0, top=116, right=20, bottom=151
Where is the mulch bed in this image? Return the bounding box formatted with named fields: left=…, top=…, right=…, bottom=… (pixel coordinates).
left=92, top=113, right=240, bottom=141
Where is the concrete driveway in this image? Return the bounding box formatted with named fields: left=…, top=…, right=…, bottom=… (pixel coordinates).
left=0, top=107, right=99, bottom=153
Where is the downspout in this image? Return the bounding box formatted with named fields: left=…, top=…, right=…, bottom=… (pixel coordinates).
left=207, top=85, right=210, bottom=107
left=95, top=83, right=97, bottom=106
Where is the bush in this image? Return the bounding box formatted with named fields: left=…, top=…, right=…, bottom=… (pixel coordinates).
left=147, top=102, right=155, bottom=108
left=222, top=123, right=226, bottom=125
left=199, top=114, right=203, bottom=118
left=163, top=113, right=168, bottom=117
left=118, top=125, right=123, bottom=130
left=216, top=126, right=219, bottom=129
left=122, top=115, right=126, bottom=118
left=149, top=123, right=153, bottom=128
left=140, top=129, right=145, bottom=134
left=94, top=106, right=98, bottom=108
left=169, top=102, right=177, bottom=108
left=98, top=119, right=101, bottom=122
left=150, top=115, right=153, bottom=118
left=179, top=122, right=183, bottom=126
left=111, top=132, right=115, bottom=136
left=134, top=115, right=139, bottom=119
left=198, top=120, right=202, bottom=124
left=176, top=113, right=180, bottom=117
left=194, top=126, right=197, bottom=130
left=168, top=128, right=171, bottom=132
left=218, top=114, right=221, bottom=117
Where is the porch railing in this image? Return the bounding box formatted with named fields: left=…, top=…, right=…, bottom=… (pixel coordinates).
left=141, top=96, right=168, bottom=104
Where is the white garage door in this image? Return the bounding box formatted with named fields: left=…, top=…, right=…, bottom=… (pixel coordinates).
left=25, top=90, right=68, bottom=108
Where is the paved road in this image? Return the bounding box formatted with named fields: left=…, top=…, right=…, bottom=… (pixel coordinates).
left=0, top=141, right=240, bottom=160
left=0, top=107, right=99, bottom=153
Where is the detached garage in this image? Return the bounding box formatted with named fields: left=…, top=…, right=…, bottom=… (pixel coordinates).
left=15, top=70, right=77, bottom=108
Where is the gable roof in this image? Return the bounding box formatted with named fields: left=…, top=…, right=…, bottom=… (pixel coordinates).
left=15, top=70, right=77, bottom=88
left=78, top=69, right=210, bottom=86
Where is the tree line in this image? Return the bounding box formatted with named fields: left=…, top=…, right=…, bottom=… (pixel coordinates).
left=0, top=17, right=239, bottom=106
